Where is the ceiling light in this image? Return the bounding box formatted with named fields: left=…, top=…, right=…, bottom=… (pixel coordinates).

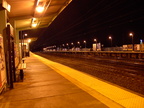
left=2, top=1, right=11, bottom=12
left=36, top=6, right=44, bottom=13
left=7, top=4, right=11, bottom=12
left=32, top=23, right=37, bottom=27
left=32, top=18, right=36, bottom=21
left=28, top=39, right=31, bottom=43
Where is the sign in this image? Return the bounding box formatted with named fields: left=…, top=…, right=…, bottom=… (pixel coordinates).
left=0, top=35, right=6, bottom=90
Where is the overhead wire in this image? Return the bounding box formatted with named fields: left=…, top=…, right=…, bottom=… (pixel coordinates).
left=40, top=0, right=121, bottom=44
left=35, top=0, right=144, bottom=48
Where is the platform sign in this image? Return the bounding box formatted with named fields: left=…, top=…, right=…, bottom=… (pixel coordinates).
left=0, top=35, right=6, bottom=90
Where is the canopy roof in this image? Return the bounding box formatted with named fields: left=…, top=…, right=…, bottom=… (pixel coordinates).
left=7, top=0, right=72, bottom=30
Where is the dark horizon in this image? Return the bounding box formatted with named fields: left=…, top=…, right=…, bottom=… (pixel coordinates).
left=25, top=0, right=144, bottom=51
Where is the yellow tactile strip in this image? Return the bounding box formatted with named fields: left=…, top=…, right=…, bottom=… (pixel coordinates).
left=33, top=53, right=144, bottom=108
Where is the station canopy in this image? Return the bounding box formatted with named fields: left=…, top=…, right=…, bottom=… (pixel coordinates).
left=7, top=0, right=72, bottom=30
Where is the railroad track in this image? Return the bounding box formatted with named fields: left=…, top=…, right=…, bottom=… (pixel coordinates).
left=35, top=52, right=144, bottom=95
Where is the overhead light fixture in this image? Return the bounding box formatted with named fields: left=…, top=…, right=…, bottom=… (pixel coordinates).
left=31, top=18, right=38, bottom=28
left=24, top=34, right=27, bottom=36
left=28, top=39, right=31, bottom=43
left=32, top=23, right=37, bottom=27
left=2, top=1, right=11, bottom=12
left=36, top=1, right=46, bottom=13
left=7, top=4, right=11, bottom=12
left=36, top=6, right=44, bottom=13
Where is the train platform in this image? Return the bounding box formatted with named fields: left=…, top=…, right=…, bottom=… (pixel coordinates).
left=0, top=53, right=144, bottom=108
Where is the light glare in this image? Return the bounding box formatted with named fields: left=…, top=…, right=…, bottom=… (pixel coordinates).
left=129, top=33, right=133, bottom=36
left=109, top=36, right=112, bottom=39
left=7, top=4, right=11, bottom=12
left=32, top=23, right=37, bottom=27
left=28, top=39, right=31, bottom=43
left=36, top=6, right=44, bottom=13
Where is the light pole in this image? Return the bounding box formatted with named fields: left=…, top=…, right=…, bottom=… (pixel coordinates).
left=140, top=39, right=143, bottom=52
left=109, top=36, right=112, bottom=47
left=129, top=33, right=134, bottom=51
left=71, top=42, right=74, bottom=51
left=77, top=41, right=80, bottom=47
left=83, top=40, right=86, bottom=49
left=62, top=44, right=65, bottom=51
left=27, top=39, right=31, bottom=56
left=21, top=33, right=27, bottom=58
left=77, top=41, right=80, bottom=51
left=71, top=42, right=74, bottom=47
left=66, top=43, right=69, bottom=51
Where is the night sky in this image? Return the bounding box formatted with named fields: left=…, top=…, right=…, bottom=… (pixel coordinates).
left=26, top=0, right=144, bottom=51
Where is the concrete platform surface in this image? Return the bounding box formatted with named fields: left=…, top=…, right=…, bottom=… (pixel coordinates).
left=0, top=53, right=144, bottom=108
left=32, top=53, right=144, bottom=108
left=0, top=53, right=109, bottom=108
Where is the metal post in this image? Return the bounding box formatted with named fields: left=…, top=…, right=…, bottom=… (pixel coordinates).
left=7, top=25, right=13, bottom=89
left=111, top=39, right=112, bottom=47
left=94, top=39, right=97, bottom=51
left=22, top=33, right=24, bottom=58
left=20, top=31, right=23, bottom=58
left=132, top=36, right=134, bottom=51
left=129, top=33, right=134, bottom=51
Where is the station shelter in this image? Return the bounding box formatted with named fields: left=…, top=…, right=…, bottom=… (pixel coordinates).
left=0, top=0, right=72, bottom=93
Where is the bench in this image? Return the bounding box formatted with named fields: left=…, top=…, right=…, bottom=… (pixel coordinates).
left=18, top=63, right=26, bottom=70
left=17, top=62, right=26, bottom=81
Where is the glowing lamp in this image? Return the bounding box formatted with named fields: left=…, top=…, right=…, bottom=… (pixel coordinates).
left=28, top=39, right=31, bottom=43
left=32, top=23, right=37, bottom=27
left=36, top=6, right=44, bottom=13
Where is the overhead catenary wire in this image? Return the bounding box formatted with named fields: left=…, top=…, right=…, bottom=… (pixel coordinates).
left=33, top=0, right=144, bottom=50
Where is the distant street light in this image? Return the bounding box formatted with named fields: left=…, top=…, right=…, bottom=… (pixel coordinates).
left=28, top=39, right=31, bottom=43
left=71, top=42, right=74, bottom=48
left=94, top=39, right=97, bottom=42
left=77, top=41, right=80, bottom=46
left=140, top=39, right=143, bottom=52
left=140, top=39, right=143, bottom=44
left=21, top=33, right=28, bottom=58
left=83, top=40, right=86, bottom=49
left=27, top=38, right=31, bottom=57
left=24, top=34, right=27, bottom=36
left=77, top=41, right=81, bottom=50
left=109, top=36, right=112, bottom=47
left=129, top=32, right=134, bottom=51
left=62, top=44, right=65, bottom=51
left=66, top=43, right=69, bottom=51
